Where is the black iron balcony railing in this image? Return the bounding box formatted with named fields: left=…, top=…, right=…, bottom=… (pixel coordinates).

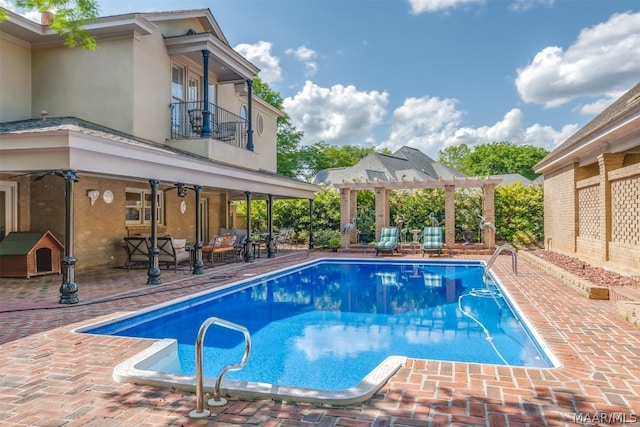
left=170, top=101, right=248, bottom=149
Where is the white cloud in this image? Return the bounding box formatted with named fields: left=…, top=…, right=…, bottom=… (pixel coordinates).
left=516, top=11, right=640, bottom=109
left=283, top=80, right=388, bottom=146
left=234, top=41, right=283, bottom=85
left=378, top=97, right=574, bottom=158
left=408, top=0, right=485, bottom=14
left=285, top=45, right=318, bottom=77
left=509, top=0, right=554, bottom=12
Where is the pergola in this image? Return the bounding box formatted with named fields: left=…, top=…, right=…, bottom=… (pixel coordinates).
left=334, top=176, right=502, bottom=248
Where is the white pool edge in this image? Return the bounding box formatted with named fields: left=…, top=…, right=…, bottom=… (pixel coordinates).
left=113, top=338, right=407, bottom=406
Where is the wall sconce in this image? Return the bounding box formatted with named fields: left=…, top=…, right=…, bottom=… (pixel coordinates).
left=87, top=189, right=100, bottom=206
left=175, top=183, right=188, bottom=198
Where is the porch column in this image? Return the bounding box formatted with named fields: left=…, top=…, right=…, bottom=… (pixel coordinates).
left=482, top=184, right=496, bottom=249
left=267, top=194, right=275, bottom=257
left=308, top=198, right=314, bottom=249
left=147, top=179, right=161, bottom=285
left=201, top=50, right=211, bottom=138
left=193, top=185, right=205, bottom=274
left=597, top=153, right=625, bottom=261
left=59, top=170, right=79, bottom=304
left=244, top=191, right=254, bottom=262
left=444, top=185, right=455, bottom=247
left=246, top=79, right=254, bottom=151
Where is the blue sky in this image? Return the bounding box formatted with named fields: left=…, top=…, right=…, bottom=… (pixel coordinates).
left=9, top=0, right=640, bottom=158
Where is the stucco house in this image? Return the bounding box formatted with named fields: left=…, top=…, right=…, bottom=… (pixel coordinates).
left=0, top=9, right=318, bottom=287
left=534, top=82, right=640, bottom=275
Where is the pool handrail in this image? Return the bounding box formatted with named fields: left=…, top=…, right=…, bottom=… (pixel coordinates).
left=484, top=245, right=517, bottom=280
left=189, top=317, right=251, bottom=418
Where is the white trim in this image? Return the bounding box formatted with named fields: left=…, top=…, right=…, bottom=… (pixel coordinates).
left=0, top=181, right=18, bottom=238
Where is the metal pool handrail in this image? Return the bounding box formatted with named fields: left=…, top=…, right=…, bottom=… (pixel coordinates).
left=484, top=245, right=517, bottom=280
left=189, top=317, right=251, bottom=419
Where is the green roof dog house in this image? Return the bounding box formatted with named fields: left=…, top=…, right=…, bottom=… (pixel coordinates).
left=0, top=231, right=64, bottom=278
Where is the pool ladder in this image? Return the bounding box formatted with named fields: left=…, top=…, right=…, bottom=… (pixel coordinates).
left=189, top=317, right=251, bottom=419
left=484, top=245, right=517, bottom=280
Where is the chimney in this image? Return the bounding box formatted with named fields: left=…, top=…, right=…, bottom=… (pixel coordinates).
left=41, top=11, right=53, bottom=25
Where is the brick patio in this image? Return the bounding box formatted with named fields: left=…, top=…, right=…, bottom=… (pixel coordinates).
left=1, top=251, right=639, bottom=426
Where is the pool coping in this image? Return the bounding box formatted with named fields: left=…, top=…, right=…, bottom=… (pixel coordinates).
left=112, top=338, right=407, bottom=406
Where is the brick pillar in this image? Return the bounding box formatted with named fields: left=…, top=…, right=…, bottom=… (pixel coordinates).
left=349, top=189, right=357, bottom=245
left=482, top=184, right=496, bottom=249
left=340, top=188, right=351, bottom=248
left=597, top=153, right=625, bottom=261
left=374, top=186, right=388, bottom=240
left=444, top=185, right=455, bottom=247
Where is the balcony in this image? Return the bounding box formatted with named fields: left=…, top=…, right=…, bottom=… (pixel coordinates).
left=170, top=101, right=248, bottom=150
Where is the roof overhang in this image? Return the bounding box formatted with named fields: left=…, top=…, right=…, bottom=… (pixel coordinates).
left=0, top=10, right=155, bottom=48
left=164, top=32, right=259, bottom=83
left=534, top=110, right=640, bottom=174
left=0, top=125, right=318, bottom=200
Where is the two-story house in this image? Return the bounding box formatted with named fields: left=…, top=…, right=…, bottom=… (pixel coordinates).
left=0, top=9, right=318, bottom=281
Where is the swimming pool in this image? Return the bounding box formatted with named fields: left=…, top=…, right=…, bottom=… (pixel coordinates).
left=79, top=258, right=559, bottom=404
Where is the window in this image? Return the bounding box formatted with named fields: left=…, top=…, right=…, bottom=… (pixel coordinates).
left=171, top=65, right=185, bottom=101
left=256, top=113, right=264, bottom=135
left=125, top=188, right=164, bottom=225
left=240, top=105, right=248, bottom=130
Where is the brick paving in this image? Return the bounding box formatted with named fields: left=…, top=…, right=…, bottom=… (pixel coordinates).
left=1, top=251, right=639, bottom=426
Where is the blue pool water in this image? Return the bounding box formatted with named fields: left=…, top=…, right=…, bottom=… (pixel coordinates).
left=84, top=259, right=555, bottom=391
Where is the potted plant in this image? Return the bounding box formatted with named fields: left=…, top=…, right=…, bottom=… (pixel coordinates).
left=328, top=237, right=341, bottom=252
left=357, top=210, right=375, bottom=244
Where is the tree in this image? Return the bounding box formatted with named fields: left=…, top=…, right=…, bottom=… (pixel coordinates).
left=439, top=141, right=548, bottom=180
left=463, top=141, right=548, bottom=180
left=1, top=0, right=100, bottom=49
left=438, top=144, right=470, bottom=173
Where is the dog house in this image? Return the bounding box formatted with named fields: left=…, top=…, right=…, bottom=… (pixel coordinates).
left=0, top=231, right=64, bottom=278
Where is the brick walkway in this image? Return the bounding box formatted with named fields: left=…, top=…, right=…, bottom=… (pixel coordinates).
left=1, top=251, right=639, bottom=426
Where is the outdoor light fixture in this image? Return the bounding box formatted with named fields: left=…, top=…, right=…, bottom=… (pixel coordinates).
left=175, top=183, right=188, bottom=198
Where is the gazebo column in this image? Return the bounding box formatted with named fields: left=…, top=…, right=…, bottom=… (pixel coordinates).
left=349, top=189, right=357, bottom=244
left=444, top=185, right=455, bottom=247
left=482, top=184, right=496, bottom=249
left=340, top=188, right=352, bottom=247
left=374, top=186, right=389, bottom=240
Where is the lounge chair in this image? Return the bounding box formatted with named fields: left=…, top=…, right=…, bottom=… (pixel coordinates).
left=157, top=237, right=191, bottom=271
left=374, top=227, right=399, bottom=256
left=124, top=236, right=150, bottom=269
left=421, top=226, right=443, bottom=257
left=202, top=234, right=237, bottom=265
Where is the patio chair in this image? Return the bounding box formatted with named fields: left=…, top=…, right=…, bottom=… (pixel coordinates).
left=157, top=237, right=191, bottom=271
left=421, top=226, right=443, bottom=257
left=374, top=227, right=399, bottom=256
left=124, top=237, right=150, bottom=270
left=274, top=227, right=293, bottom=252
left=187, top=109, right=203, bottom=135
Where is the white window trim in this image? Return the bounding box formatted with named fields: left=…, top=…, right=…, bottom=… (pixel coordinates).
left=125, top=187, right=164, bottom=225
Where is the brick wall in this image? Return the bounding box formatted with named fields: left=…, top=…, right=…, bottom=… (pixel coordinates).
left=543, top=164, right=577, bottom=253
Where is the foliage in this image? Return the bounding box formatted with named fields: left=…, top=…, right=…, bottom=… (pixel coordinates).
left=438, top=141, right=548, bottom=181
left=494, top=182, right=544, bottom=243
left=454, top=189, right=483, bottom=241
left=260, top=182, right=543, bottom=247
left=512, top=230, right=538, bottom=249
left=389, top=188, right=445, bottom=231
left=1, top=0, right=100, bottom=49
left=437, top=144, right=470, bottom=173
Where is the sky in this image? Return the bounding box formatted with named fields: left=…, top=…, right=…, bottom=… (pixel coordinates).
left=8, top=0, right=640, bottom=159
